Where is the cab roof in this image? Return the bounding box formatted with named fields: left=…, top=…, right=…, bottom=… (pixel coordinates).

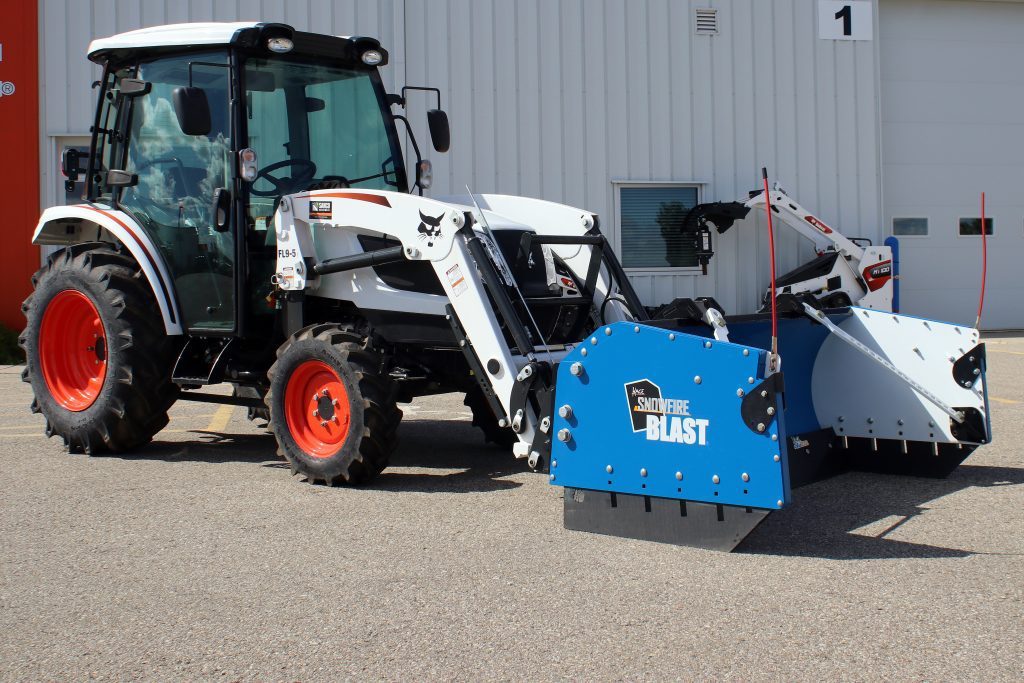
left=86, top=22, right=385, bottom=66
left=88, top=22, right=261, bottom=60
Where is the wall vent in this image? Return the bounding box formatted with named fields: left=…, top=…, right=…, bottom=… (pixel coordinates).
left=695, top=8, right=718, bottom=35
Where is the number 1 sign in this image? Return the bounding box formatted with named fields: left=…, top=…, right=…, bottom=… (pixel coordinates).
left=818, top=0, right=873, bottom=41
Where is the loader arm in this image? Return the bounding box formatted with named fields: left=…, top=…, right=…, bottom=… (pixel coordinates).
left=273, top=188, right=643, bottom=468
left=742, top=189, right=865, bottom=260
left=740, top=190, right=894, bottom=310
left=685, top=188, right=894, bottom=311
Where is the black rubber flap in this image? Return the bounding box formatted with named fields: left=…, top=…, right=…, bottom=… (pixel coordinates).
left=564, top=488, right=770, bottom=552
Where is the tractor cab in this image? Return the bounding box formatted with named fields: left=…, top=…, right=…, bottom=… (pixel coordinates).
left=74, top=22, right=446, bottom=336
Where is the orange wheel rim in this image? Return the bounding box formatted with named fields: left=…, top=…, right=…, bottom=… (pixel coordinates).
left=38, top=290, right=108, bottom=411
left=284, top=360, right=351, bottom=457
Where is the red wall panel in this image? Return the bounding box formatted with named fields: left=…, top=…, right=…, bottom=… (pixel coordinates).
left=0, top=1, right=39, bottom=331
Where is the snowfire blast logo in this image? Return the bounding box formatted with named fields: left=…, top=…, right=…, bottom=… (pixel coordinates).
left=625, top=379, right=710, bottom=445
left=417, top=211, right=445, bottom=247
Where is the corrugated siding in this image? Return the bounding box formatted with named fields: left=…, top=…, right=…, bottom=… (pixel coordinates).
left=404, top=0, right=882, bottom=312
left=39, top=0, right=882, bottom=314
left=879, top=0, right=1024, bottom=329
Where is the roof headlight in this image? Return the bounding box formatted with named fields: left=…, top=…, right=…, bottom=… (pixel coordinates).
left=361, top=49, right=383, bottom=66
left=267, top=37, right=294, bottom=54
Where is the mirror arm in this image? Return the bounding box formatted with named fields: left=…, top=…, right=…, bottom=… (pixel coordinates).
left=401, top=86, right=442, bottom=111
left=392, top=114, right=424, bottom=195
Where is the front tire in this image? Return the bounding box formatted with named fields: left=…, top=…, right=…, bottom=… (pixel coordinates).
left=20, top=244, right=179, bottom=454
left=267, top=325, right=401, bottom=485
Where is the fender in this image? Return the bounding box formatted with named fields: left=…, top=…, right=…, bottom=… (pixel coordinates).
left=32, top=204, right=183, bottom=335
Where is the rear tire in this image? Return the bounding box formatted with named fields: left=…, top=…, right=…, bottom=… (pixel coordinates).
left=267, top=324, right=401, bottom=485
left=20, top=244, right=179, bottom=454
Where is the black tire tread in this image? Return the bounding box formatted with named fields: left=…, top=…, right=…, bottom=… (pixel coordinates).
left=20, top=243, right=178, bottom=453
left=266, top=325, right=402, bottom=485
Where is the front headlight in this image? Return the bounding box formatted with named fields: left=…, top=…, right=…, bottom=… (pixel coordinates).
left=361, top=50, right=383, bottom=66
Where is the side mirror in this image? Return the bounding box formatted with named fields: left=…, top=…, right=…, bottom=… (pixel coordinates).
left=172, top=86, right=212, bottom=136
left=427, top=109, right=450, bottom=153
left=61, top=148, right=81, bottom=179
left=245, top=70, right=276, bottom=92
left=105, top=169, right=138, bottom=187
left=61, top=148, right=81, bottom=194
left=211, top=188, right=231, bottom=232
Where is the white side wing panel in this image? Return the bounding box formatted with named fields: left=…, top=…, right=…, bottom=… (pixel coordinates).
left=811, top=309, right=985, bottom=443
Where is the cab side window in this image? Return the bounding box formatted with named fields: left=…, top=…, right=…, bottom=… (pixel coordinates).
left=118, top=52, right=236, bottom=332
left=121, top=53, right=231, bottom=231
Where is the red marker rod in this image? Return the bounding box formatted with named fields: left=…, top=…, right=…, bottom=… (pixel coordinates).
left=762, top=167, right=779, bottom=360
left=975, top=191, right=987, bottom=329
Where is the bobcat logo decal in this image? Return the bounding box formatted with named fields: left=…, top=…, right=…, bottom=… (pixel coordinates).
left=417, top=211, right=445, bottom=247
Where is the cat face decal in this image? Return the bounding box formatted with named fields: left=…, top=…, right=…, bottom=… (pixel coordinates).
left=417, top=211, right=445, bottom=247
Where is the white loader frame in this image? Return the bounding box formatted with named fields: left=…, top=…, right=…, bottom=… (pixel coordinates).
left=272, top=188, right=637, bottom=464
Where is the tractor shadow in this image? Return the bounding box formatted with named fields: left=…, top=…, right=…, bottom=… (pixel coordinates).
left=125, top=431, right=279, bottom=464
left=368, top=418, right=528, bottom=493
left=737, top=464, right=1024, bottom=560
left=129, top=418, right=527, bottom=494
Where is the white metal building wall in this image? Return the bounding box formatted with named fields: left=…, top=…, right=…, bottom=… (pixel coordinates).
left=38, top=0, right=883, bottom=314
left=403, top=0, right=883, bottom=312
left=880, top=0, right=1024, bottom=329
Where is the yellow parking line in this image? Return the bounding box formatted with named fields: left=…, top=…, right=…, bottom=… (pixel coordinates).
left=989, top=349, right=1024, bottom=356
left=200, top=404, right=235, bottom=433
left=989, top=396, right=1021, bottom=405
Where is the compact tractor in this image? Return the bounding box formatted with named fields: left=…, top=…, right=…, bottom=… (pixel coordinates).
left=24, top=23, right=991, bottom=550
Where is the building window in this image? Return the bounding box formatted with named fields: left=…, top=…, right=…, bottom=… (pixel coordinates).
left=959, top=217, right=993, bottom=236
left=618, top=185, right=700, bottom=269
left=892, top=217, right=928, bottom=236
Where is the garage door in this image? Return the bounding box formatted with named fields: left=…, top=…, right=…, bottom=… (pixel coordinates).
left=880, top=0, right=1024, bottom=329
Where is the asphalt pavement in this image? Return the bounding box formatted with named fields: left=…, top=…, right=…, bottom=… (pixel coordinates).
left=1, top=336, right=1022, bottom=681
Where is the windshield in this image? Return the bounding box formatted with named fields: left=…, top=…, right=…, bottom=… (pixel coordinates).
left=244, top=57, right=404, bottom=218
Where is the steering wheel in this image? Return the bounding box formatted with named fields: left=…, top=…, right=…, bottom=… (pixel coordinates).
left=250, top=159, right=317, bottom=197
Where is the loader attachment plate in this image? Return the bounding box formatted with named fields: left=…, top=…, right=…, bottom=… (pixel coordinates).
left=551, top=308, right=991, bottom=551
left=550, top=323, right=789, bottom=513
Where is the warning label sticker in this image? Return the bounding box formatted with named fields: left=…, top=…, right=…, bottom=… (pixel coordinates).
left=446, top=264, right=468, bottom=297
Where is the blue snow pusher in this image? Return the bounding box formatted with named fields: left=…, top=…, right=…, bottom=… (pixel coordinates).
left=549, top=304, right=990, bottom=551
